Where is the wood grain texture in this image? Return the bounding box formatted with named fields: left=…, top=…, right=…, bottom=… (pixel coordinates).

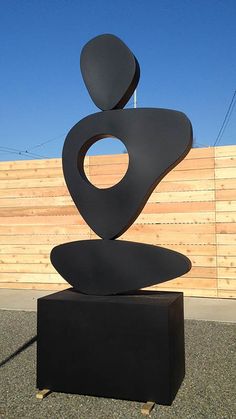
left=216, top=222, right=236, bottom=233
left=215, top=178, right=236, bottom=190
left=216, top=212, right=236, bottom=223
left=148, top=190, right=215, bottom=203
left=0, top=145, right=235, bottom=298
left=145, top=286, right=217, bottom=298
left=215, top=168, right=236, bottom=179
left=0, top=282, right=69, bottom=291
left=215, top=157, right=236, bottom=168
left=217, top=244, right=236, bottom=256
left=216, top=190, right=236, bottom=200
left=218, top=289, right=236, bottom=298
left=214, top=145, right=236, bottom=157
left=0, top=215, right=86, bottom=225
left=216, top=201, right=236, bottom=211
left=155, top=179, right=215, bottom=192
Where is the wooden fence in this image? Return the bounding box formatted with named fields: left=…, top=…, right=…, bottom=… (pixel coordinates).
left=0, top=145, right=235, bottom=298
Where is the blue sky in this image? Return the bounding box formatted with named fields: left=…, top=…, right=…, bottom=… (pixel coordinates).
left=0, top=0, right=235, bottom=160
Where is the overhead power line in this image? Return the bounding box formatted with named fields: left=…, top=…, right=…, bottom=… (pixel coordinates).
left=0, top=146, right=49, bottom=159
left=213, top=89, right=236, bottom=147
left=25, top=132, right=66, bottom=152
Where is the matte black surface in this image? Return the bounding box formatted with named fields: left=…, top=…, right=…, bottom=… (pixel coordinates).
left=62, top=108, right=192, bottom=239
left=51, top=240, right=191, bottom=295
left=37, top=289, right=185, bottom=405
left=80, top=34, right=140, bottom=110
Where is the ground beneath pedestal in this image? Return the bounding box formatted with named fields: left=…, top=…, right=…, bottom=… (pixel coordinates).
left=0, top=310, right=235, bottom=419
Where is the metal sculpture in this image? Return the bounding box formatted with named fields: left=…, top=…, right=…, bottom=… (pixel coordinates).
left=38, top=34, right=193, bottom=406
left=51, top=33, right=193, bottom=295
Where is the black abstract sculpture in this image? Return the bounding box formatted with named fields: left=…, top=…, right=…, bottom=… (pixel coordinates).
left=38, top=34, right=193, bottom=406
left=51, top=34, right=193, bottom=295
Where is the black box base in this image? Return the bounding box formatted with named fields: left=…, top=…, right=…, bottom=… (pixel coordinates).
left=37, top=289, right=185, bottom=405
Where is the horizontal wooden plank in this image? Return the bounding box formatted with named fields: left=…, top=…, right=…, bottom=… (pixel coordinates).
left=216, top=234, right=236, bottom=245
left=215, top=168, right=236, bottom=179
left=122, top=232, right=215, bottom=245
left=215, top=156, right=236, bottom=168
left=0, top=186, right=69, bottom=198
left=86, top=175, right=126, bottom=188
left=0, top=205, right=78, bottom=217
left=164, top=168, right=214, bottom=181
left=148, top=190, right=215, bottom=203
left=218, top=279, right=236, bottom=289
left=0, top=244, right=54, bottom=254
left=217, top=245, right=236, bottom=256
left=148, top=277, right=217, bottom=289
left=215, top=178, right=236, bottom=190
left=143, top=201, right=215, bottom=214
left=217, top=256, right=236, bottom=268
left=135, top=212, right=215, bottom=224
left=216, top=223, right=236, bottom=233
left=0, top=158, right=63, bottom=170
left=217, top=289, right=236, bottom=298
left=0, top=282, right=69, bottom=291
left=0, top=272, right=64, bottom=283
left=0, top=254, right=50, bottom=264
left=215, top=190, right=236, bottom=201
left=155, top=179, right=215, bottom=192
left=0, top=177, right=66, bottom=189
left=214, top=145, right=236, bottom=157
left=0, top=225, right=90, bottom=235
left=0, top=215, right=85, bottom=225
left=193, top=256, right=216, bottom=267
left=216, top=212, right=236, bottom=223
left=183, top=266, right=216, bottom=278
left=89, top=163, right=129, bottom=176
left=0, top=233, right=90, bottom=244
left=89, top=154, right=128, bottom=165
left=190, top=255, right=216, bottom=267
left=126, top=223, right=215, bottom=234
left=87, top=174, right=130, bottom=187
left=0, top=167, right=64, bottom=180
left=218, top=268, right=236, bottom=279
left=216, top=201, right=236, bottom=212
left=146, top=286, right=218, bottom=297
left=175, top=158, right=214, bottom=170
left=0, top=263, right=56, bottom=273
left=0, top=196, right=73, bottom=208
left=159, top=243, right=216, bottom=256
left=188, top=147, right=214, bottom=158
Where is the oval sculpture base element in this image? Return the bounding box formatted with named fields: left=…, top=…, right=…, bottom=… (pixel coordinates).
left=50, top=240, right=191, bottom=296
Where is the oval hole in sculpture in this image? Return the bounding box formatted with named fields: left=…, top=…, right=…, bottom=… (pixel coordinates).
left=84, top=137, right=129, bottom=189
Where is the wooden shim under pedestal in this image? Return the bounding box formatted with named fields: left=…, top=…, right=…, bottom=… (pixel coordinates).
left=36, top=389, right=51, bottom=400
left=141, top=401, right=155, bottom=416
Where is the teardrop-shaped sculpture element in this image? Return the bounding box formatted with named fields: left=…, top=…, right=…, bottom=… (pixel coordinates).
left=62, top=108, right=192, bottom=239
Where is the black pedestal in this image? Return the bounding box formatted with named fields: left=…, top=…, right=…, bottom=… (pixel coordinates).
left=37, top=289, right=185, bottom=405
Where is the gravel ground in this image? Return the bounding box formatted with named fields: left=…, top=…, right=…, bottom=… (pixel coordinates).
left=0, top=310, right=235, bottom=419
